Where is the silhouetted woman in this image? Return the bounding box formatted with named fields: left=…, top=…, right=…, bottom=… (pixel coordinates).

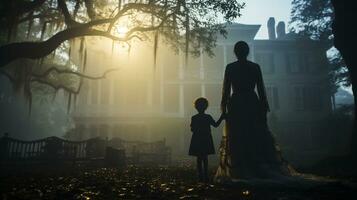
left=215, top=41, right=294, bottom=181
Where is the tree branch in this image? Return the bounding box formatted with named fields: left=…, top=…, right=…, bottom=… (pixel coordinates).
left=0, top=2, right=178, bottom=68
left=33, top=67, right=120, bottom=80
left=0, top=25, right=140, bottom=68
left=31, top=67, right=119, bottom=94
left=19, top=12, right=59, bottom=23
left=0, top=9, right=173, bottom=68
left=31, top=78, right=82, bottom=94
left=57, top=0, right=80, bottom=27
left=84, top=0, right=96, bottom=20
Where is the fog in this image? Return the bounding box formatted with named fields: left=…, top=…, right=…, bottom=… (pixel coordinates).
left=0, top=18, right=353, bottom=168
left=0, top=77, right=74, bottom=140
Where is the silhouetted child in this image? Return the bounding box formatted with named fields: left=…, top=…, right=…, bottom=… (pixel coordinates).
left=189, top=97, right=224, bottom=182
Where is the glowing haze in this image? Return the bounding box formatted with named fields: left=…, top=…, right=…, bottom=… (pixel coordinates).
left=236, top=0, right=292, bottom=39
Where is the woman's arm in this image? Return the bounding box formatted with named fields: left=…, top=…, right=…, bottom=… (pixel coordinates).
left=211, top=113, right=225, bottom=128
left=221, top=65, right=231, bottom=114
left=256, top=64, right=270, bottom=113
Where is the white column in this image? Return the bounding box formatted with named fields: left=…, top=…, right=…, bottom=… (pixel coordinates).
left=85, top=124, right=90, bottom=139
left=179, top=84, right=184, bottom=117
left=200, top=48, right=204, bottom=80
left=98, top=80, right=102, bottom=105
left=110, top=77, right=116, bottom=116
left=179, top=49, right=184, bottom=116
left=145, top=123, right=151, bottom=142
left=88, top=81, right=92, bottom=105
left=108, top=124, right=113, bottom=140
left=147, top=79, right=153, bottom=108
left=160, top=63, right=164, bottom=112
left=109, top=79, right=114, bottom=105
left=223, top=45, right=227, bottom=66
left=82, top=81, right=89, bottom=117
left=179, top=48, right=184, bottom=80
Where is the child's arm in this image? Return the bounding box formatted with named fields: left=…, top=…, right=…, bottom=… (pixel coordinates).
left=190, top=116, right=195, bottom=132
left=211, top=113, right=225, bottom=128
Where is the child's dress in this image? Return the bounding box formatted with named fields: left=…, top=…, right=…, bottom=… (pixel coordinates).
left=189, top=113, right=216, bottom=156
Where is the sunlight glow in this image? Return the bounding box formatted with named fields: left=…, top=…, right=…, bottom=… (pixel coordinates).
left=116, top=26, right=129, bottom=38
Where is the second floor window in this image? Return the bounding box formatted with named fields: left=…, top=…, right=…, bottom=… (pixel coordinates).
left=163, top=84, right=180, bottom=113
left=293, top=86, right=323, bottom=111
left=184, top=84, right=202, bottom=116
left=255, top=52, right=275, bottom=74
left=286, top=53, right=309, bottom=74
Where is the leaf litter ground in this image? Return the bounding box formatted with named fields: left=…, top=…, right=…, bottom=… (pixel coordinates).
left=0, top=165, right=356, bottom=199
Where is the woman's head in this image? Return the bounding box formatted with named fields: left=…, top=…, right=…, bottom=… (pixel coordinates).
left=234, top=41, right=249, bottom=60
left=194, top=97, right=209, bottom=113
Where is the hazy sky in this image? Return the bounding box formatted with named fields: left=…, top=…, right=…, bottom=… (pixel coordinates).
left=236, top=0, right=292, bottom=39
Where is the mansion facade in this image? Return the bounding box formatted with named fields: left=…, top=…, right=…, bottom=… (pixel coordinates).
left=69, top=18, right=332, bottom=165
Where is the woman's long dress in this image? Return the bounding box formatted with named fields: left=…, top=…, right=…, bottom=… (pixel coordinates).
left=215, top=60, right=294, bottom=181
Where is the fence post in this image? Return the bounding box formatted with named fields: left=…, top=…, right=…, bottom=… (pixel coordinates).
left=0, top=133, right=10, bottom=166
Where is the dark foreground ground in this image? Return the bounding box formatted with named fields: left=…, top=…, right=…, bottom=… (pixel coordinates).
left=0, top=165, right=356, bottom=200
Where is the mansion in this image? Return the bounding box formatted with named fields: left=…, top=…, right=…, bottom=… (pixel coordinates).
left=69, top=18, right=332, bottom=165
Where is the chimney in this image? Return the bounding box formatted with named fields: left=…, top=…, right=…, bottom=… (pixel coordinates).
left=267, top=17, right=276, bottom=40
left=276, top=21, right=286, bottom=39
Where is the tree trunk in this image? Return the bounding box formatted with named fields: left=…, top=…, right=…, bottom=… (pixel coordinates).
left=332, top=0, right=357, bottom=157
left=343, top=51, right=357, bottom=156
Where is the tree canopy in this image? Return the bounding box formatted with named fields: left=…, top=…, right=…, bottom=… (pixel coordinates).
left=290, top=0, right=348, bottom=90
left=0, top=0, right=244, bottom=110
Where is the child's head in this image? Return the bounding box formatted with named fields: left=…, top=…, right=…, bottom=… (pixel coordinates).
left=194, top=97, right=209, bottom=113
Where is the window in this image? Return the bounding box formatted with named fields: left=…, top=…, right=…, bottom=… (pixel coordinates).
left=99, top=124, right=109, bottom=139
left=163, top=84, right=180, bottom=113
left=112, top=125, right=122, bottom=139
left=90, top=125, right=99, bottom=138
left=126, top=80, right=147, bottom=109
left=205, top=84, right=222, bottom=108
left=294, top=87, right=304, bottom=110
left=293, top=86, right=323, bottom=111
left=164, top=65, right=179, bottom=80
left=184, top=84, right=201, bottom=116
left=79, top=81, right=89, bottom=105
left=305, top=87, right=323, bottom=110
left=113, top=79, right=125, bottom=106
left=100, top=79, right=111, bottom=105
left=255, top=52, right=275, bottom=74
left=161, top=46, right=180, bottom=80
left=185, top=54, right=201, bottom=80
left=265, top=86, right=279, bottom=110
left=306, top=54, right=323, bottom=73
left=76, top=124, right=85, bottom=140
left=91, top=81, right=99, bottom=104
left=300, top=54, right=310, bottom=72
left=286, top=53, right=299, bottom=73
left=113, top=80, right=147, bottom=110
left=152, top=80, right=161, bottom=107
left=286, top=53, right=308, bottom=74
left=203, top=46, right=224, bottom=80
